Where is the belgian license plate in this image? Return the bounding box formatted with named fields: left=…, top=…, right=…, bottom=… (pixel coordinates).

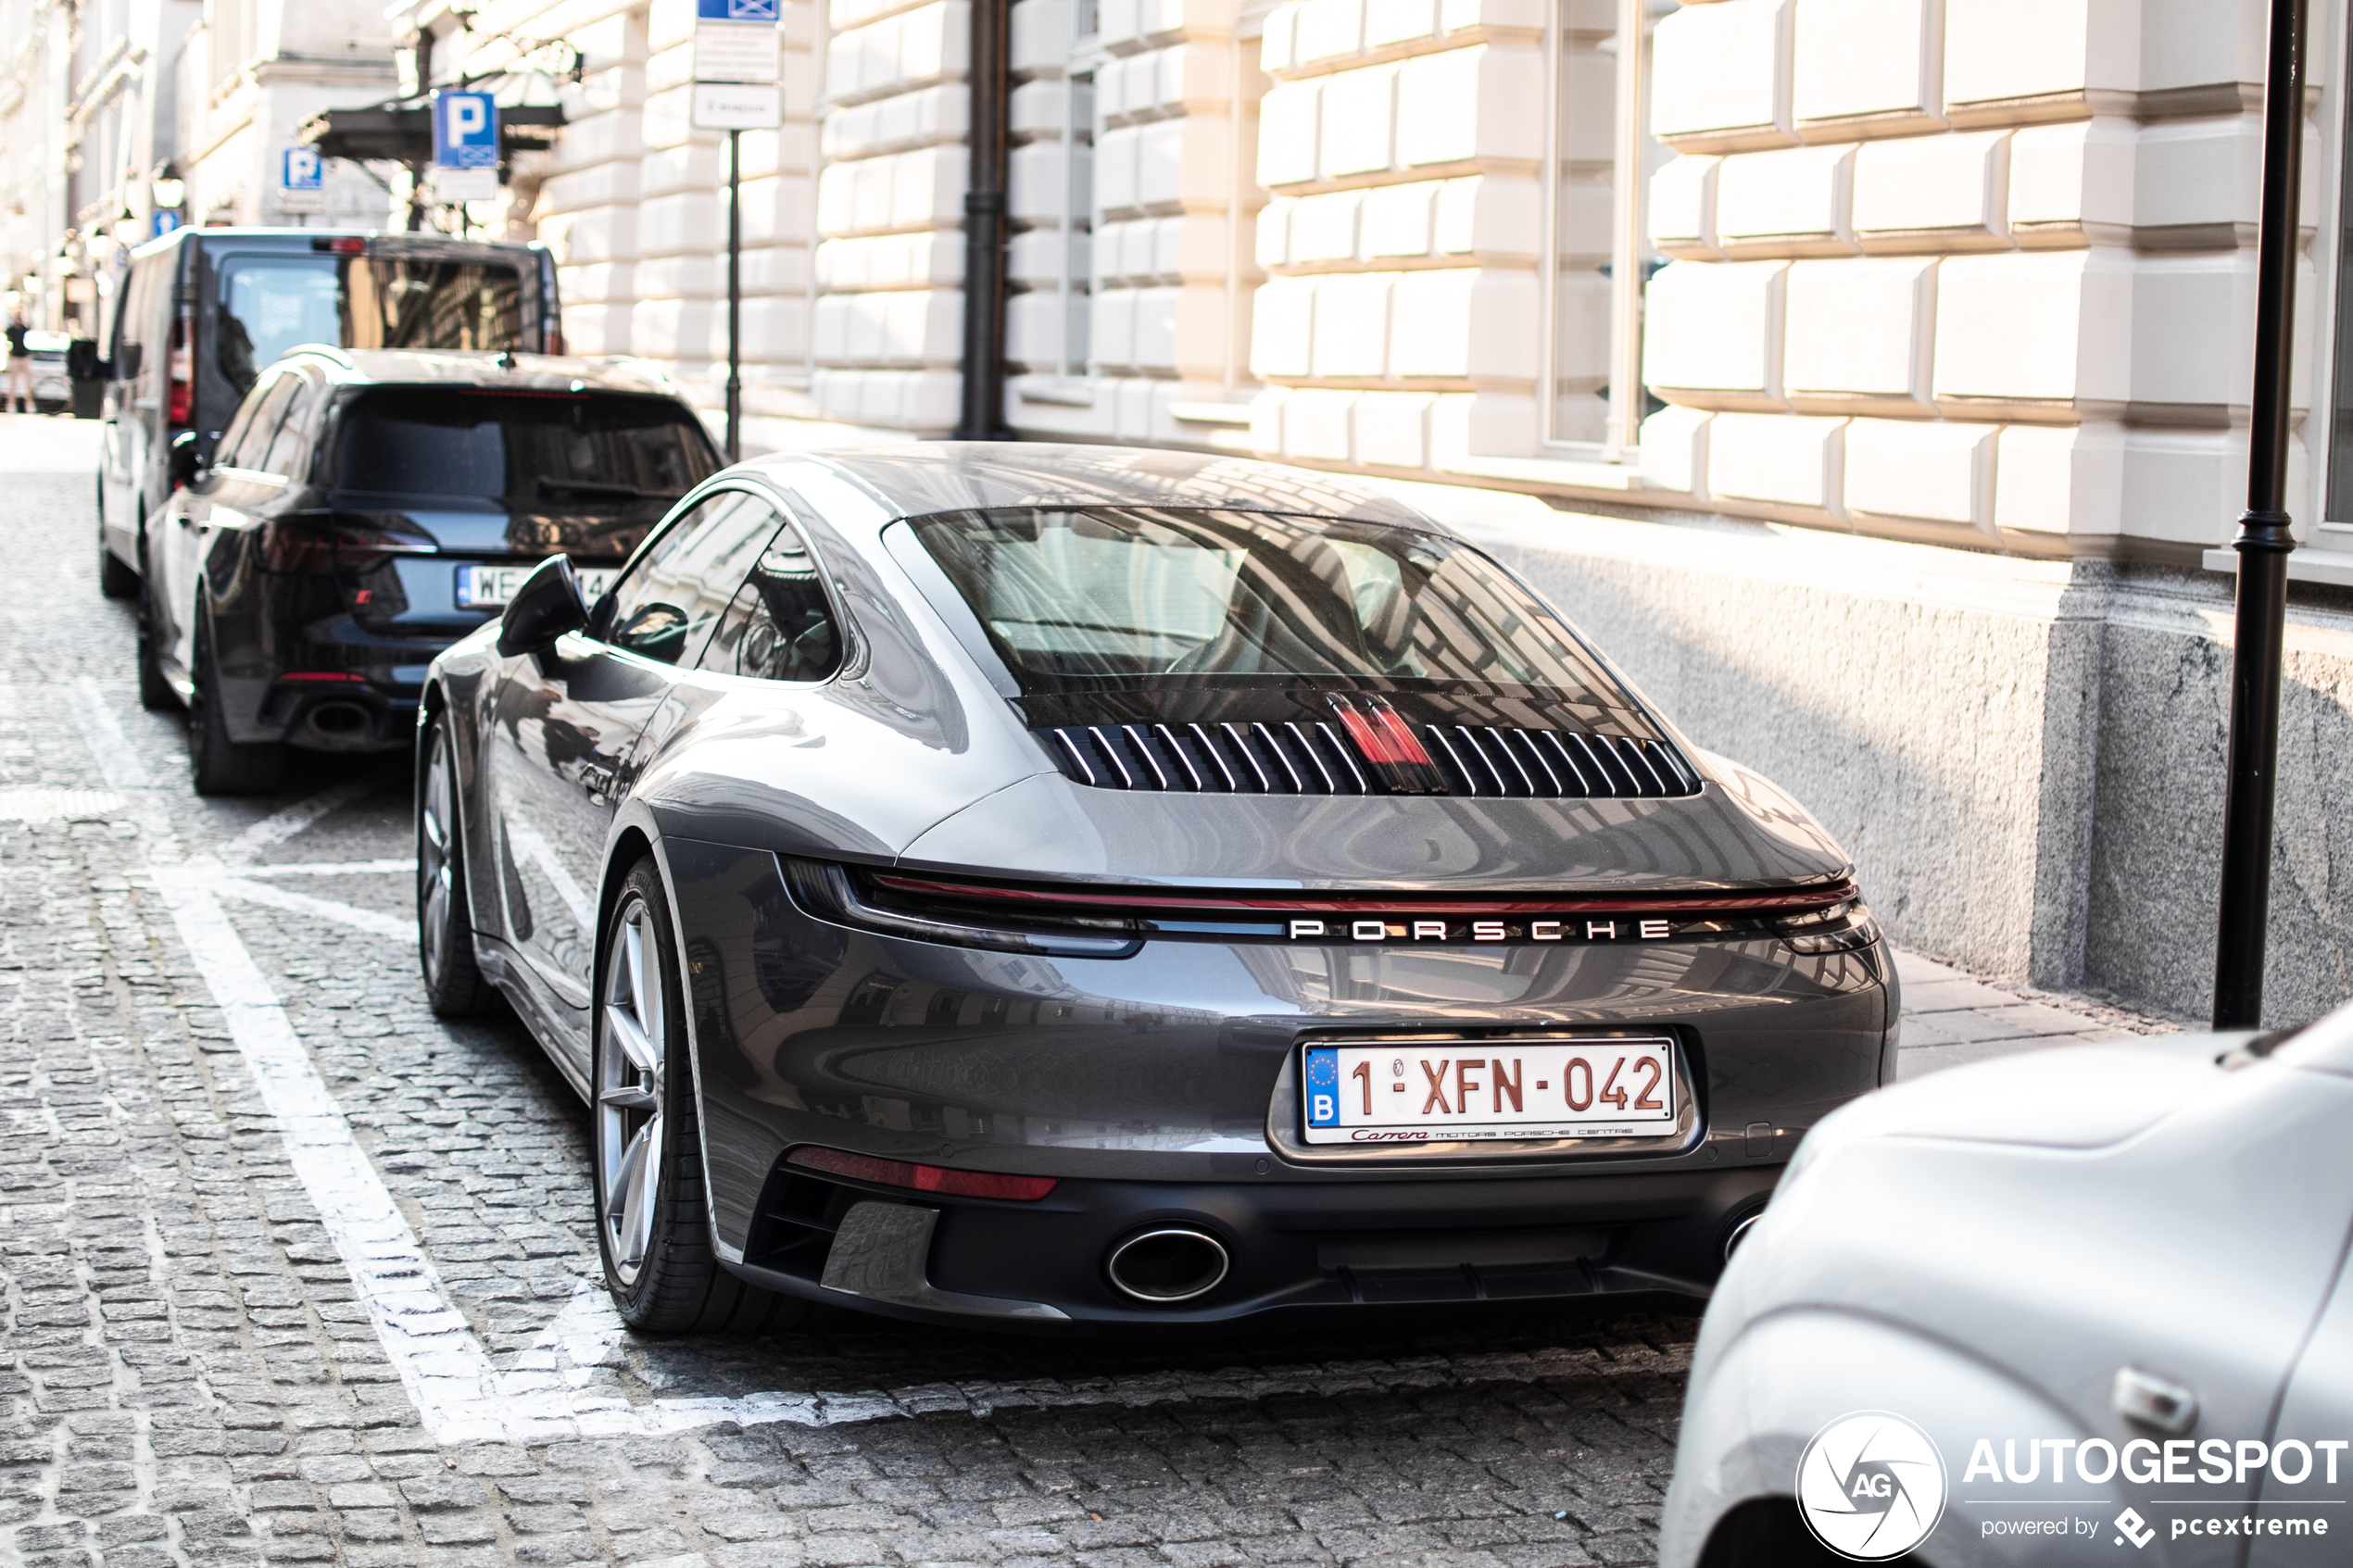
left=455, top=562, right=619, bottom=610
left=1302, top=1038, right=1678, bottom=1145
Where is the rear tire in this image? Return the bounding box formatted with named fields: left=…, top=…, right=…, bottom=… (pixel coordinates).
left=188, top=608, right=283, bottom=797
left=135, top=535, right=175, bottom=712
left=98, top=519, right=137, bottom=600
left=595, top=857, right=807, bottom=1335
left=417, top=711, right=497, bottom=1019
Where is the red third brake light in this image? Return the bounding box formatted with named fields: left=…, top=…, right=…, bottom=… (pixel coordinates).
left=786, top=1146, right=1058, bottom=1201
left=1334, top=703, right=1431, bottom=767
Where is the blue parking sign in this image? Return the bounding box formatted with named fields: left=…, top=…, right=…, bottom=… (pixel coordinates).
left=433, top=91, right=499, bottom=169
left=282, top=146, right=322, bottom=191
left=698, top=0, right=778, bottom=17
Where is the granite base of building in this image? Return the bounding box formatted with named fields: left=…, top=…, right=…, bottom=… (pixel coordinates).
left=1429, top=496, right=2353, bottom=1029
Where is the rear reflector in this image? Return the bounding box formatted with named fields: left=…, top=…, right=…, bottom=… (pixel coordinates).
left=275, top=671, right=366, bottom=684
left=786, top=1145, right=1058, bottom=1201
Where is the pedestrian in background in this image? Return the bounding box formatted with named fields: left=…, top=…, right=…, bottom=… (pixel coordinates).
left=3, top=314, right=32, bottom=414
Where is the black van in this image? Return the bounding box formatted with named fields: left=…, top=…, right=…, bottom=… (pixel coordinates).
left=96, top=229, right=562, bottom=598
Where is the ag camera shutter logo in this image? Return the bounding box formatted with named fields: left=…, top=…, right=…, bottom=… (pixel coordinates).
left=1796, top=1411, right=1948, bottom=1560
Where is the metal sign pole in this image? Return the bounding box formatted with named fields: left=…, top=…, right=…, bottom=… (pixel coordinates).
left=2213, top=0, right=2311, bottom=1029
left=727, top=127, right=743, bottom=465
left=690, top=0, right=777, bottom=463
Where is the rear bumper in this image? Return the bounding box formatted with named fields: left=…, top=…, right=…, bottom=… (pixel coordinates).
left=728, top=1160, right=1780, bottom=1334
left=654, top=837, right=1892, bottom=1333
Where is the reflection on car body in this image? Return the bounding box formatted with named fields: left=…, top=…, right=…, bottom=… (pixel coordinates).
left=417, top=444, right=1897, bottom=1336
left=1659, top=1010, right=2353, bottom=1567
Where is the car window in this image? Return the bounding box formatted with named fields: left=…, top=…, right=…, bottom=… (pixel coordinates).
left=908, top=507, right=1626, bottom=702
left=214, top=254, right=528, bottom=395
left=257, top=376, right=321, bottom=479
left=696, top=521, right=841, bottom=684
left=602, top=491, right=786, bottom=666
left=111, top=266, right=146, bottom=381
left=220, top=373, right=297, bottom=471
left=215, top=258, right=342, bottom=394
left=333, top=388, right=717, bottom=501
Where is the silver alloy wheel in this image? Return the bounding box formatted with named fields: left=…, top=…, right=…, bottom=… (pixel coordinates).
left=598, top=896, right=666, bottom=1286
left=418, top=724, right=458, bottom=981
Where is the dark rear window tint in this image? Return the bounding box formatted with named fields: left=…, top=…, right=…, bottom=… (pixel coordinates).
left=214, top=256, right=527, bottom=393
left=333, top=390, right=719, bottom=503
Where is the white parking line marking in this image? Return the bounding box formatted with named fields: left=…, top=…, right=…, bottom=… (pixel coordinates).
left=0, top=787, right=125, bottom=821
left=209, top=875, right=417, bottom=943
left=236, top=858, right=417, bottom=876
left=222, top=778, right=375, bottom=862
left=71, top=675, right=155, bottom=790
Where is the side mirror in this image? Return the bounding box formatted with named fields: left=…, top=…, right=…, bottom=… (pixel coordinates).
left=497, top=555, right=589, bottom=658
left=168, top=430, right=205, bottom=490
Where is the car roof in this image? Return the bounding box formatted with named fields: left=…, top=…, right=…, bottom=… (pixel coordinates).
left=272, top=347, right=686, bottom=397
left=129, top=226, right=542, bottom=262
left=761, top=444, right=1441, bottom=528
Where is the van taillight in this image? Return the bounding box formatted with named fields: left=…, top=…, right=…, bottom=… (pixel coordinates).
left=545, top=328, right=564, bottom=358
left=167, top=317, right=192, bottom=426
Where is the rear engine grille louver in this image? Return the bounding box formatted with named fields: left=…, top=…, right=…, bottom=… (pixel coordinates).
left=1038, top=721, right=1699, bottom=799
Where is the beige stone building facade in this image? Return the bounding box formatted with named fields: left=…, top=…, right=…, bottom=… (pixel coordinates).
left=204, top=0, right=2353, bottom=1018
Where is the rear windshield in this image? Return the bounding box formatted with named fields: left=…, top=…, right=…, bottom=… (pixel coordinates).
left=215, top=255, right=526, bottom=393
left=907, top=508, right=1621, bottom=700
left=333, top=389, right=718, bottom=503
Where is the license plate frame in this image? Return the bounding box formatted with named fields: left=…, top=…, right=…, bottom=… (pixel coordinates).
left=455, top=562, right=619, bottom=611
left=1300, top=1036, right=1680, bottom=1145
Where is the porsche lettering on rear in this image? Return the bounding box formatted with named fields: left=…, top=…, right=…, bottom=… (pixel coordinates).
left=1287, top=917, right=1679, bottom=942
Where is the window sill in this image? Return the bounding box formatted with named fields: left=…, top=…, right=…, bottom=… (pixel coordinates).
left=1014, top=380, right=1095, bottom=408
left=1436, top=452, right=1646, bottom=493
left=2201, top=546, right=2353, bottom=588
left=1167, top=400, right=1252, bottom=425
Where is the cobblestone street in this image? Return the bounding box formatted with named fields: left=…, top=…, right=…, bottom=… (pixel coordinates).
left=0, top=419, right=2173, bottom=1568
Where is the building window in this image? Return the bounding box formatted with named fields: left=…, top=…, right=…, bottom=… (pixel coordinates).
left=1543, top=0, right=1676, bottom=456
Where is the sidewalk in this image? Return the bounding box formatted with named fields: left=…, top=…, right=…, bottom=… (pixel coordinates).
left=1893, top=947, right=2188, bottom=1080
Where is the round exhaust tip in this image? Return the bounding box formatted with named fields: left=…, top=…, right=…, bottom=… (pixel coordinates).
left=1104, top=1226, right=1229, bottom=1304
left=308, top=701, right=371, bottom=736
left=1723, top=1211, right=1764, bottom=1264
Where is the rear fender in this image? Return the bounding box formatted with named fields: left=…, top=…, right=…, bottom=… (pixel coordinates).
left=1662, top=1309, right=2114, bottom=1568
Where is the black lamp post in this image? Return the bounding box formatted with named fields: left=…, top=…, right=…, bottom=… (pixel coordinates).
left=2212, top=0, right=2312, bottom=1028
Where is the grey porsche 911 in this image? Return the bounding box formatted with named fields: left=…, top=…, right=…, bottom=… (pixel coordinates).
left=416, top=444, right=1894, bottom=1335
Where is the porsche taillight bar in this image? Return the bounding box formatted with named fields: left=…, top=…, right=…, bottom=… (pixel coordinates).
left=865, top=872, right=1860, bottom=920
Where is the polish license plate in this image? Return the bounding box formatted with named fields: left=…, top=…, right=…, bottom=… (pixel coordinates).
left=455, top=562, right=619, bottom=610
left=1301, top=1038, right=1678, bottom=1145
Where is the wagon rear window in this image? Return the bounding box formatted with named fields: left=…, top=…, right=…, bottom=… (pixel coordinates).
left=906, top=507, right=1621, bottom=701
left=333, top=389, right=718, bottom=502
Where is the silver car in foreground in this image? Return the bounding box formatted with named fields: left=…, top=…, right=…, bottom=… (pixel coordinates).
left=1660, top=1008, right=2353, bottom=1566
